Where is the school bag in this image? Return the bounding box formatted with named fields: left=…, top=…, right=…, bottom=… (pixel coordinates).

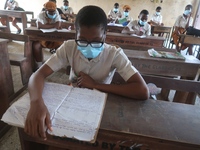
left=186, top=26, right=200, bottom=37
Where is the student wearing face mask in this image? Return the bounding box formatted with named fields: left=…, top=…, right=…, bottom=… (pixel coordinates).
left=60, top=0, right=74, bottom=21
left=119, top=5, right=133, bottom=26
left=172, top=4, right=193, bottom=55
left=108, top=3, right=122, bottom=23
left=121, top=9, right=151, bottom=36
left=150, top=6, right=164, bottom=26
left=32, top=1, right=63, bottom=70
left=24, top=6, right=149, bottom=139
left=0, top=0, right=24, bottom=34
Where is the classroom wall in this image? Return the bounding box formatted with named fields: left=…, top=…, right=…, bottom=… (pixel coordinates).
left=0, top=0, right=199, bottom=27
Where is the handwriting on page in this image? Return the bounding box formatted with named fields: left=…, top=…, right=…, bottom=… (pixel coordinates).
left=48, top=88, right=106, bottom=142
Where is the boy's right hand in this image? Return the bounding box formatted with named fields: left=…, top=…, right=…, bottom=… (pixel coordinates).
left=24, top=100, right=52, bottom=140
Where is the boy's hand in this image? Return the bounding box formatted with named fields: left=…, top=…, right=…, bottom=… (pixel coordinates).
left=77, top=71, right=97, bottom=89
left=24, top=100, right=52, bottom=140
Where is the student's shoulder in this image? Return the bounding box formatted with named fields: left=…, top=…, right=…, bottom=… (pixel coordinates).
left=104, top=43, right=123, bottom=54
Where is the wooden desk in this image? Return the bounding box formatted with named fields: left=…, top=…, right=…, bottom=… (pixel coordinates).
left=124, top=50, right=200, bottom=78
left=151, top=26, right=172, bottom=48
left=0, top=10, right=34, bottom=31
left=107, top=24, right=124, bottom=33
left=25, top=27, right=165, bottom=49
left=18, top=94, right=200, bottom=150
left=179, top=34, right=200, bottom=45
left=0, top=39, right=13, bottom=137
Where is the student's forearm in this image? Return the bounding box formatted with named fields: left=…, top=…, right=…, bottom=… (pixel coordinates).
left=94, top=82, right=149, bottom=100
left=37, top=23, right=58, bottom=29
left=28, top=73, right=46, bottom=102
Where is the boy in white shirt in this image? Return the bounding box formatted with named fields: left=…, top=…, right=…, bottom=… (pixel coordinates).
left=60, top=0, right=74, bottom=21
left=150, top=6, right=164, bottom=26
left=24, top=5, right=149, bottom=140
left=108, top=3, right=122, bottom=23
left=122, top=9, right=151, bottom=36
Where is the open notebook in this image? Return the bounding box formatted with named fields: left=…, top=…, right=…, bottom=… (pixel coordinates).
left=1, top=82, right=107, bottom=143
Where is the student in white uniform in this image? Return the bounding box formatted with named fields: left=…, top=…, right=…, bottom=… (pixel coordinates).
left=1, top=0, right=24, bottom=34
left=60, top=0, right=74, bottom=21
left=121, top=9, right=151, bottom=36
left=119, top=5, right=133, bottom=26
left=24, top=5, right=149, bottom=140
left=172, top=4, right=193, bottom=55
left=150, top=6, right=164, bottom=26
left=108, top=3, right=122, bottom=23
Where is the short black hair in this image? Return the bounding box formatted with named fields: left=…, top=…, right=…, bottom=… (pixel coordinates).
left=139, top=9, right=149, bottom=15
left=114, top=3, right=119, bottom=7
left=185, top=4, right=193, bottom=10
left=156, top=6, right=161, bottom=10
left=75, top=5, right=107, bottom=31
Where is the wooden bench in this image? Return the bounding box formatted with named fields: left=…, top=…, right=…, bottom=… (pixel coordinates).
left=0, top=32, right=33, bottom=86
left=0, top=10, right=34, bottom=32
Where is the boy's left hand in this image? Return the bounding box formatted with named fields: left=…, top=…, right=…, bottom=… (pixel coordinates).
left=77, top=71, right=97, bottom=89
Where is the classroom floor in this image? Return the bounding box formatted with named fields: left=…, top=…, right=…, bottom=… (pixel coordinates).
left=0, top=32, right=200, bottom=150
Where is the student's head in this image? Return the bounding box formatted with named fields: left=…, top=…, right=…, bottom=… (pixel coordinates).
left=156, top=6, right=161, bottom=14
left=114, top=3, right=119, bottom=9
left=43, top=1, right=57, bottom=19
left=138, top=9, right=149, bottom=25
left=75, top=6, right=107, bottom=59
left=63, top=0, right=69, bottom=6
left=184, top=4, right=192, bottom=16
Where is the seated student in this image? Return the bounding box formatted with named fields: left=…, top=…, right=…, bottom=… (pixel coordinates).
left=24, top=5, right=149, bottom=139
left=107, top=3, right=122, bottom=23
left=119, top=5, right=133, bottom=26
left=172, top=4, right=193, bottom=55
left=60, top=0, right=75, bottom=22
left=121, top=9, right=151, bottom=36
left=42, top=0, right=66, bottom=21
left=150, top=6, right=164, bottom=26
left=33, top=1, right=63, bottom=69
left=0, top=0, right=25, bottom=34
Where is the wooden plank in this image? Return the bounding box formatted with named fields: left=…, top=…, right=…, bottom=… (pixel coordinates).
left=0, top=32, right=29, bottom=42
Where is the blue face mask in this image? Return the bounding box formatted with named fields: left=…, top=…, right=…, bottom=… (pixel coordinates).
left=156, top=12, right=160, bottom=16
left=124, top=11, right=129, bottom=17
left=113, top=8, right=119, bottom=13
left=9, top=0, right=13, bottom=2
left=184, top=10, right=191, bottom=16
left=47, top=13, right=57, bottom=19
left=64, top=6, right=68, bottom=10
left=77, top=45, right=104, bottom=59
left=139, top=20, right=147, bottom=26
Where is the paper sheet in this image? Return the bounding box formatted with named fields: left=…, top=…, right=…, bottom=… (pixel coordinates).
left=1, top=82, right=107, bottom=143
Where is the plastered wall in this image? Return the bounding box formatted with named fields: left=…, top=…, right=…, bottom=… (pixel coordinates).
left=0, top=0, right=199, bottom=27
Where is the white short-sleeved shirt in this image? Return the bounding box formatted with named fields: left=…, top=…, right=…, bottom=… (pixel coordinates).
left=121, top=13, right=133, bottom=22
left=36, top=10, right=61, bottom=26
left=6, top=0, right=18, bottom=10
left=174, top=15, right=193, bottom=28
left=126, top=20, right=151, bottom=36
left=60, top=6, right=73, bottom=14
left=45, top=40, right=138, bottom=84
left=108, top=9, right=123, bottom=20
left=151, top=13, right=162, bottom=24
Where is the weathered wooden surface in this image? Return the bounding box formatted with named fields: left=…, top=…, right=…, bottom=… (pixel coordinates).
left=25, top=27, right=165, bottom=49
left=0, top=39, right=13, bottom=138
left=18, top=94, right=200, bottom=150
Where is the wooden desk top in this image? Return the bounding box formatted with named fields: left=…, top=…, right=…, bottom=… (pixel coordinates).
left=18, top=94, right=200, bottom=149
left=179, top=34, right=200, bottom=45
left=25, top=27, right=165, bottom=49
left=101, top=94, right=200, bottom=146
left=151, top=26, right=172, bottom=33
left=124, top=49, right=200, bottom=77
